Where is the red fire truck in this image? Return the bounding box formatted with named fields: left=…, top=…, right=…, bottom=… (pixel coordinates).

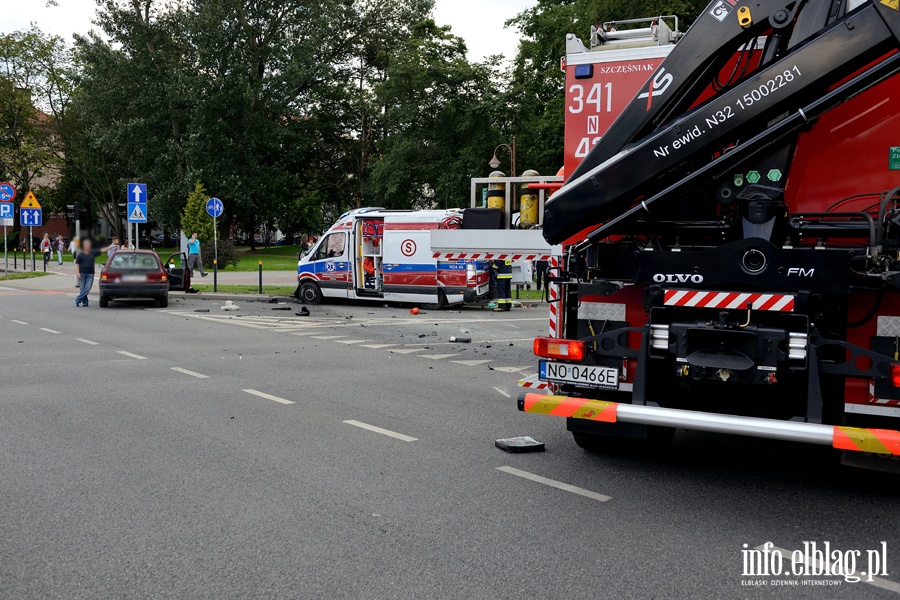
left=518, top=4, right=900, bottom=472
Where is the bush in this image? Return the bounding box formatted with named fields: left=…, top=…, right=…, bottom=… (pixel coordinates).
left=201, top=238, right=239, bottom=270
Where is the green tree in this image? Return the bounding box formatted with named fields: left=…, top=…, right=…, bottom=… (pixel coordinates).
left=181, top=181, right=214, bottom=242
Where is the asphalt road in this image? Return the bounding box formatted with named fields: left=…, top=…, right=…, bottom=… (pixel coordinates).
left=1, top=274, right=899, bottom=599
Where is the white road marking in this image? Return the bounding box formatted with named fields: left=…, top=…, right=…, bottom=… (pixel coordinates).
left=336, top=339, right=369, bottom=345
left=418, top=354, right=459, bottom=360
left=492, top=366, right=532, bottom=373
left=243, top=389, right=295, bottom=405
left=171, top=367, right=209, bottom=379
left=493, top=387, right=511, bottom=398
left=496, top=466, right=611, bottom=502
left=388, top=348, right=425, bottom=354
left=40, top=328, right=61, bottom=334
left=343, top=420, right=417, bottom=442
left=360, top=343, right=398, bottom=349
left=311, top=335, right=347, bottom=340
left=757, top=545, right=900, bottom=593
left=76, top=338, right=99, bottom=345
left=117, top=351, right=147, bottom=360
left=10, top=319, right=28, bottom=325
left=290, top=332, right=321, bottom=337
left=451, top=359, right=493, bottom=366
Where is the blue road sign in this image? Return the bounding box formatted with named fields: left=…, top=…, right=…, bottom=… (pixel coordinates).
left=20, top=208, right=42, bottom=227
left=206, top=197, right=224, bottom=218
left=127, top=183, right=147, bottom=204
left=0, top=182, right=16, bottom=201
left=127, top=202, right=148, bottom=223
left=0, top=203, right=12, bottom=219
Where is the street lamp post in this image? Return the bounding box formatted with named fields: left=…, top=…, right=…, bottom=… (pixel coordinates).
left=489, top=138, right=517, bottom=178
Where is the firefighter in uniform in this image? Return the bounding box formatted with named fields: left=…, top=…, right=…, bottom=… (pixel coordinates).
left=492, top=258, right=513, bottom=311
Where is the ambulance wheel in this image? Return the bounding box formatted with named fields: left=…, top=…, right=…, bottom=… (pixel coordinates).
left=422, top=290, right=446, bottom=311
left=299, top=281, right=323, bottom=305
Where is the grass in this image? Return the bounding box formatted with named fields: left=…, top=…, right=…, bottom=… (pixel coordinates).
left=0, top=271, right=50, bottom=280
left=514, top=288, right=547, bottom=300
left=190, top=284, right=296, bottom=296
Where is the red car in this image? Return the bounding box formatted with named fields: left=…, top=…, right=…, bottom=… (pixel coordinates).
left=98, top=250, right=191, bottom=308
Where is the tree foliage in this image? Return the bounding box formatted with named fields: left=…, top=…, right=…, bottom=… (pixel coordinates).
left=181, top=181, right=214, bottom=242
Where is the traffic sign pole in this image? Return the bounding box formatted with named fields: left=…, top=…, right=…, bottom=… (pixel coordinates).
left=30, top=226, right=35, bottom=271
left=213, top=214, right=218, bottom=293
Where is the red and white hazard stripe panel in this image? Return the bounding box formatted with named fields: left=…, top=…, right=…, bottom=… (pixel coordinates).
left=518, top=374, right=551, bottom=391
left=663, top=290, right=795, bottom=312
left=432, top=252, right=552, bottom=261
left=868, top=381, right=900, bottom=407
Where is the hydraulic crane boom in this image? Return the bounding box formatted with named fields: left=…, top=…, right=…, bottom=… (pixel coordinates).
left=544, top=0, right=900, bottom=244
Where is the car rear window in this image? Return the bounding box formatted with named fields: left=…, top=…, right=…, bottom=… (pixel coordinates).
left=108, top=254, right=161, bottom=271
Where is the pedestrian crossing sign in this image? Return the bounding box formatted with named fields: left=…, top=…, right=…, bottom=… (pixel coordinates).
left=127, top=202, right=147, bottom=223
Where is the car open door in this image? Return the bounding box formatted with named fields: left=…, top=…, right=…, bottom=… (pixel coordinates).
left=164, top=252, right=191, bottom=291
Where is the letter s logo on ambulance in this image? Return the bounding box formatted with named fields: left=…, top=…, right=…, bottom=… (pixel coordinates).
left=637, top=68, right=674, bottom=110
left=401, top=239, right=417, bottom=257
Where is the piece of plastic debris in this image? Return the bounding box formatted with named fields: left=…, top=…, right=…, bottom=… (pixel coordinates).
left=495, top=436, right=545, bottom=453
left=450, top=336, right=471, bottom=343
left=221, top=301, right=240, bottom=311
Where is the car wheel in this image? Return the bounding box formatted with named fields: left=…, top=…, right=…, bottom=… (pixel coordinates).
left=99, top=295, right=109, bottom=308
left=299, top=281, right=323, bottom=305
left=158, top=295, right=169, bottom=308
left=422, top=289, right=446, bottom=311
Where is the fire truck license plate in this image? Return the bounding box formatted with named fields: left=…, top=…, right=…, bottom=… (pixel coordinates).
left=539, top=361, right=619, bottom=390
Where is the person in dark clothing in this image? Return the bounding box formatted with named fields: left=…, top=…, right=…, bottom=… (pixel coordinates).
left=534, top=259, right=549, bottom=293
left=492, top=258, right=513, bottom=312
left=74, top=238, right=113, bottom=307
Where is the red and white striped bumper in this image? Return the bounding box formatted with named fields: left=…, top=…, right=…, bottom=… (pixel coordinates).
left=664, top=289, right=795, bottom=312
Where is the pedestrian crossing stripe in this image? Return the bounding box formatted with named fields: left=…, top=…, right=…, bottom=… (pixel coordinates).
left=130, top=205, right=146, bottom=220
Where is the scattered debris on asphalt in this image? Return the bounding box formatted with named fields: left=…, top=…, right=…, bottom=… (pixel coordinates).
left=495, top=436, right=545, bottom=453
left=194, top=309, right=210, bottom=313
left=221, top=301, right=240, bottom=311
left=449, top=336, right=471, bottom=343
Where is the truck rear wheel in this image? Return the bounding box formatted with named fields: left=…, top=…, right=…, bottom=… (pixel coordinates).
left=299, top=281, right=323, bottom=305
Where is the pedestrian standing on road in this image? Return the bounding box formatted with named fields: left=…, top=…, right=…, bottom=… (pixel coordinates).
left=534, top=259, right=549, bottom=297
left=74, top=238, right=113, bottom=307
left=40, top=233, right=52, bottom=268
left=187, top=232, right=208, bottom=277
left=492, top=258, right=513, bottom=312
left=56, top=235, right=64, bottom=265
left=68, top=237, right=79, bottom=258
left=107, top=237, right=120, bottom=256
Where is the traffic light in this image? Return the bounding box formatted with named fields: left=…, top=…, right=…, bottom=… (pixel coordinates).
left=118, top=203, right=127, bottom=218
left=66, top=203, right=79, bottom=219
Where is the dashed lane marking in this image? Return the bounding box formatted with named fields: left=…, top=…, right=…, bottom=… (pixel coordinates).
left=496, top=466, right=611, bottom=502
left=451, top=360, right=493, bottom=366
left=492, top=366, right=532, bottom=373
left=76, top=338, right=99, bottom=345
left=243, top=389, right=295, bottom=405
left=311, top=335, right=348, bottom=340
left=493, top=387, right=511, bottom=398
left=360, top=344, right=398, bottom=349
left=117, top=351, right=147, bottom=360
left=171, top=367, right=209, bottom=379
left=39, top=328, right=61, bottom=334
left=343, top=420, right=417, bottom=442
left=418, top=354, right=460, bottom=360
left=10, top=319, right=28, bottom=325
left=388, top=348, right=425, bottom=355
left=336, top=339, right=369, bottom=345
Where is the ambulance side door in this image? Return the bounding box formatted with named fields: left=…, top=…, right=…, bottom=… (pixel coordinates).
left=311, top=231, right=350, bottom=297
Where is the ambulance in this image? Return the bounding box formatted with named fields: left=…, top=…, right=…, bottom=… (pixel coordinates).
left=295, top=208, right=492, bottom=308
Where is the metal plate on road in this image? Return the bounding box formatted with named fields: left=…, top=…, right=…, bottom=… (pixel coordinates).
left=539, top=360, right=619, bottom=390
left=495, top=436, right=545, bottom=453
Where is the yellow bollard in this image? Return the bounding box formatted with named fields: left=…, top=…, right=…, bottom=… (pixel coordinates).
left=519, top=169, right=540, bottom=228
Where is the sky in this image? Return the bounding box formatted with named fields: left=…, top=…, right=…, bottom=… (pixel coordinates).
left=0, top=0, right=538, bottom=62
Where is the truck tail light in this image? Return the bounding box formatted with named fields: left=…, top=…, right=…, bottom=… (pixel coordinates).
left=534, top=337, right=585, bottom=361
left=891, top=365, right=900, bottom=388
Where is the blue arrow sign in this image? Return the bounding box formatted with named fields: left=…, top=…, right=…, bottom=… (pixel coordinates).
left=206, top=197, right=224, bottom=218
left=127, top=183, right=147, bottom=204
left=0, top=202, right=12, bottom=219
left=20, top=208, right=42, bottom=227
left=127, top=203, right=148, bottom=223
left=0, top=182, right=16, bottom=201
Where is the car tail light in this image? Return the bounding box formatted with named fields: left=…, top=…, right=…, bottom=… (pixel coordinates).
left=100, top=273, right=108, bottom=281
left=466, top=263, right=476, bottom=281
left=533, top=337, right=585, bottom=361
left=891, top=365, right=900, bottom=388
